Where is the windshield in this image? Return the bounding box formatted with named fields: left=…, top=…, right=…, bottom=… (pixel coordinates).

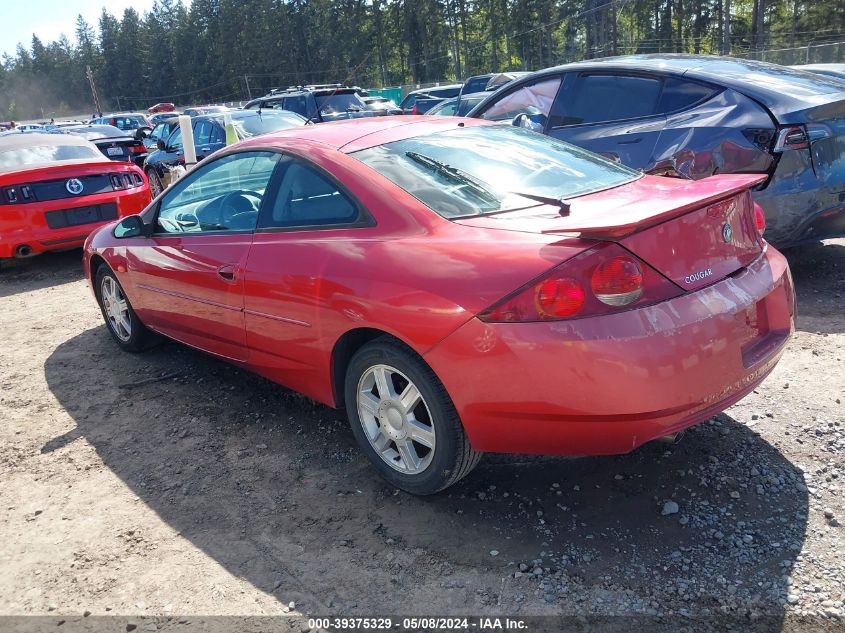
left=315, top=92, right=366, bottom=114
left=352, top=125, right=639, bottom=219
left=0, top=144, right=102, bottom=169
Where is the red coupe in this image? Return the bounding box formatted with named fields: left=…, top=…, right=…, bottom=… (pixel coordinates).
left=83, top=117, right=795, bottom=494
left=0, top=133, right=150, bottom=262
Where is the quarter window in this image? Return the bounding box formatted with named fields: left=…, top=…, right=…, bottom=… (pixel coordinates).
left=657, top=78, right=719, bottom=113
left=262, top=161, right=358, bottom=228
left=155, top=152, right=280, bottom=234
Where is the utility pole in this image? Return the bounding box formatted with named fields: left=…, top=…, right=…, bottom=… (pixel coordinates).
left=244, top=75, right=252, bottom=100
left=85, top=65, right=102, bottom=115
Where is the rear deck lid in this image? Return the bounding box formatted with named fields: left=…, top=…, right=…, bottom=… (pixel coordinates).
left=456, top=173, right=767, bottom=291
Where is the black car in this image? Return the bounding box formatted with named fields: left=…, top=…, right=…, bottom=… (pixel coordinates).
left=469, top=54, right=845, bottom=247
left=143, top=109, right=306, bottom=197
left=399, top=84, right=463, bottom=114
left=146, top=116, right=180, bottom=151
left=58, top=124, right=148, bottom=167
left=244, top=85, right=381, bottom=123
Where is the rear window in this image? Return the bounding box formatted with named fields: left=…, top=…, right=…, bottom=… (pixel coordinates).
left=463, top=76, right=491, bottom=94
left=352, top=125, right=639, bottom=219
left=0, top=144, right=102, bottom=169
left=110, top=116, right=148, bottom=130
left=315, top=93, right=366, bottom=115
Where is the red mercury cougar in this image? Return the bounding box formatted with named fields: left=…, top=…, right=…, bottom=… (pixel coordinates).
left=83, top=117, right=795, bottom=494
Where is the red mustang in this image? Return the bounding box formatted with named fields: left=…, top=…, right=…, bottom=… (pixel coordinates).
left=83, top=118, right=795, bottom=494
left=0, top=133, right=150, bottom=262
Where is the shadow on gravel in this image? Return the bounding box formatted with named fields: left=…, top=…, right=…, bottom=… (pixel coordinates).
left=0, top=250, right=85, bottom=298
left=44, top=326, right=809, bottom=623
left=784, top=239, right=845, bottom=335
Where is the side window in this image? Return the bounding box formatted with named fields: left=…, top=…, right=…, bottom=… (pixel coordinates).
left=194, top=120, right=213, bottom=145
left=155, top=152, right=280, bottom=234
left=437, top=101, right=458, bottom=116
left=556, top=74, right=662, bottom=126
left=150, top=123, right=165, bottom=141
left=657, top=78, right=720, bottom=114
left=262, top=161, right=358, bottom=229
left=210, top=124, right=225, bottom=145
left=283, top=96, right=308, bottom=117
left=479, top=77, right=562, bottom=124
left=167, top=127, right=183, bottom=151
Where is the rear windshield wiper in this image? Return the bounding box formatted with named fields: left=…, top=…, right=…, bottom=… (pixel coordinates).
left=405, top=151, right=499, bottom=205
left=508, top=191, right=571, bottom=216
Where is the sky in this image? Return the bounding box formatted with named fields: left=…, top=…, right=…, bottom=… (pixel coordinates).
left=0, top=0, right=155, bottom=59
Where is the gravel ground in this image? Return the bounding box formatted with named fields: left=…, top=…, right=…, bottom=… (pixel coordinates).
left=0, top=240, right=843, bottom=631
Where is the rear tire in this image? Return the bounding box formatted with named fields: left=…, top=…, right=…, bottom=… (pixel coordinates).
left=345, top=337, right=481, bottom=495
left=94, top=264, right=158, bottom=352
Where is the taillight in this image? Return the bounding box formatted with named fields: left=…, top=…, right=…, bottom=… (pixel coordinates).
left=129, top=144, right=146, bottom=153
left=535, top=277, right=585, bottom=318
left=479, top=243, right=682, bottom=323
left=110, top=174, right=124, bottom=189
left=591, top=256, right=643, bottom=306
left=774, top=126, right=809, bottom=151
left=753, top=202, right=767, bottom=234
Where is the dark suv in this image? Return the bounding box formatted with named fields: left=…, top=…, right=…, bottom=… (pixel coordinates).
left=244, top=85, right=382, bottom=123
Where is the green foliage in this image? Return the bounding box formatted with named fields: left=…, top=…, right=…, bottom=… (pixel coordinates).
left=0, top=0, right=842, bottom=119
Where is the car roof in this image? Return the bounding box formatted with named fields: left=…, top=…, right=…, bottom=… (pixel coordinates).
left=793, top=63, right=845, bottom=71
left=0, top=132, right=108, bottom=173
left=407, top=83, right=463, bottom=96
left=237, top=116, right=491, bottom=154
left=195, top=109, right=307, bottom=124
left=509, top=54, right=845, bottom=118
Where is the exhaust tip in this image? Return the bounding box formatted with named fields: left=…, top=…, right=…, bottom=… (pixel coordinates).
left=657, top=431, right=684, bottom=444
left=14, top=244, right=33, bottom=258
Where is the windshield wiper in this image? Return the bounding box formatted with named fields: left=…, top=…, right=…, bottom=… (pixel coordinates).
left=405, top=151, right=499, bottom=205
left=507, top=191, right=571, bottom=216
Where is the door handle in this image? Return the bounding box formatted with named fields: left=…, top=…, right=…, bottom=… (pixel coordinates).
left=617, top=137, right=643, bottom=145
left=217, top=264, right=237, bottom=281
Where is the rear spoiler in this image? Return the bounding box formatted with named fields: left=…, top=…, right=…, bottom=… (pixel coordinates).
left=541, top=174, right=767, bottom=239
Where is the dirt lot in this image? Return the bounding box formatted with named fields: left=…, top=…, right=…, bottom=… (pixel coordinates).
left=0, top=240, right=843, bottom=630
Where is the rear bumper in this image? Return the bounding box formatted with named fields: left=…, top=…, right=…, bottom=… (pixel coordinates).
left=0, top=190, right=149, bottom=259
left=424, top=246, right=794, bottom=455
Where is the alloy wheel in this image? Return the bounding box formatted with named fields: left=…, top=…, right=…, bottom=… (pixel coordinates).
left=100, top=276, right=132, bottom=342
left=357, top=364, right=436, bottom=474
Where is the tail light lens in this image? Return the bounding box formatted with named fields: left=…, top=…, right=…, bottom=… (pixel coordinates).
left=479, top=243, right=682, bottom=323
left=591, top=256, right=643, bottom=306
left=774, top=126, right=809, bottom=151
left=753, top=202, right=766, bottom=234
left=129, top=144, right=146, bottom=154
left=110, top=174, right=124, bottom=189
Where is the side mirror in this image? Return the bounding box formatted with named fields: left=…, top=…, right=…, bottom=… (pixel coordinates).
left=113, top=214, right=146, bottom=239
left=156, top=139, right=167, bottom=151
left=512, top=112, right=545, bottom=132
left=135, top=126, right=151, bottom=140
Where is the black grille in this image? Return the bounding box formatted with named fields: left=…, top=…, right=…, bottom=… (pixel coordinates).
left=44, top=203, right=118, bottom=229
left=31, top=175, right=114, bottom=202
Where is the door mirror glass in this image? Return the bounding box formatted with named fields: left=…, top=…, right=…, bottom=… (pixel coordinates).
left=114, top=214, right=145, bottom=239
left=135, top=126, right=151, bottom=141
left=512, top=112, right=544, bottom=132
left=156, top=139, right=166, bottom=151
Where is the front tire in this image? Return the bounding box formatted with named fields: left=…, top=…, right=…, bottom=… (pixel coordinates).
left=95, top=264, right=158, bottom=352
left=345, top=337, right=481, bottom=495
left=146, top=168, right=164, bottom=198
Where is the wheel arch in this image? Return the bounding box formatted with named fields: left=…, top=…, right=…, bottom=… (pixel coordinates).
left=330, top=327, right=423, bottom=408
